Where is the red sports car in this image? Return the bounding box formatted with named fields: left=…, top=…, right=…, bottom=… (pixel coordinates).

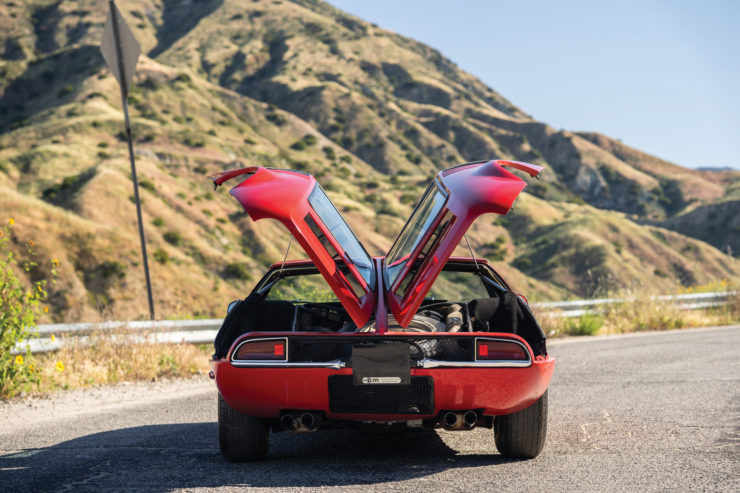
left=208, top=160, right=555, bottom=461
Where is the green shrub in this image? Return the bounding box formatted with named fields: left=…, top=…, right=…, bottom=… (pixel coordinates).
left=0, top=220, right=53, bottom=398
left=290, top=140, right=306, bottom=151
left=513, top=255, right=532, bottom=270
left=152, top=217, right=165, bottom=227
left=223, top=262, right=251, bottom=280
left=163, top=231, right=182, bottom=246
left=138, top=179, right=156, bottom=192
left=564, top=313, right=604, bottom=336
left=174, top=73, right=192, bottom=85
left=302, top=134, right=317, bottom=146
left=153, top=249, right=169, bottom=264
left=99, top=260, right=126, bottom=279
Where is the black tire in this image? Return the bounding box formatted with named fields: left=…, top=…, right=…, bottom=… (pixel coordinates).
left=218, top=393, right=269, bottom=461
left=494, top=390, right=548, bottom=459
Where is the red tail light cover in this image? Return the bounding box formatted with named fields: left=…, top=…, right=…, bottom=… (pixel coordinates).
left=234, top=338, right=288, bottom=361
left=476, top=339, right=529, bottom=361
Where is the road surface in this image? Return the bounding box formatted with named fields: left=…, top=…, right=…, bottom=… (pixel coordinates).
left=1, top=325, right=738, bottom=492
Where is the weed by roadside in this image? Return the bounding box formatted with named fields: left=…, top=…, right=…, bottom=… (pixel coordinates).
left=0, top=218, right=57, bottom=399
left=13, top=331, right=211, bottom=397
left=538, top=285, right=739, bottom=337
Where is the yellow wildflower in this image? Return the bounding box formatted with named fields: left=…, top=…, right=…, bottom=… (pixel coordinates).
left=8, top=218, right=14, bottom=226
left=28, top=240, right=35, bottom=247
left=51, top=258, right=60, bottom=267
left=43, top=306, right=48, bottom=313
left=55, top=361, right=65, bottom=372
left=15, top=355, right=23, bottom=365
left=28, top=364, right=36, bottom=372
left=51, top=334, right=56, bottom=342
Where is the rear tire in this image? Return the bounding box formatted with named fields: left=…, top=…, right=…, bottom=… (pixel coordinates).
left=494, top=390, right=548, bottom=459
left=218, top=393, right=269, bottom=461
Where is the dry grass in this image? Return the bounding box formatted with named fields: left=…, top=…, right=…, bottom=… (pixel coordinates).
left=538, top=286, right=740, bottom=337
left=19, top=330, right=211, bottom=396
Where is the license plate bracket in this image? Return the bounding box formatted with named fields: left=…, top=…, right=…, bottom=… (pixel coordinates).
left=352, top=343, right=410, bottom=385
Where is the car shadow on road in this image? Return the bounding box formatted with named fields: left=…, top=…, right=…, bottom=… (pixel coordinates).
left=0, top=422, right=523, bottom=491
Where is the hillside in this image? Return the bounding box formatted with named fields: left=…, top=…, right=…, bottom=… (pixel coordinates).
left=0, top=0, right=738, bottom=322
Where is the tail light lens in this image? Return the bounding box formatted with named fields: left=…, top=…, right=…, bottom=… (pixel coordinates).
left=476, top=339, right=528, bottom=361
left=234, top=338, right=287, bottom=361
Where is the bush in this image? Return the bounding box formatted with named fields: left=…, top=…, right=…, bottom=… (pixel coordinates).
left=290, top=140, right=306, bottom=151
left=99, top=260, right=126, bottom=279
left=564, top=313, right=603, bottom=336
left=223, top=262, right=251, bottom=280
left=153, top=249, right=169, bottom=264
left=138, top=179, right=156, bottom=192
left=0, top=219, right=53, bottom=398
left=513, top=255, right=532, bottom=270
left=152, top=217, right=164, bottom=227
left=322, top=146, right=336, bottom=160
left=163, top=231, right=182, bottom=246
left=302, top=134, right=317, bottom=146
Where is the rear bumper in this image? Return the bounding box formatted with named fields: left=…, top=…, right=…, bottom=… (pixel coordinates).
left=211, top=357, right=555, bottom=420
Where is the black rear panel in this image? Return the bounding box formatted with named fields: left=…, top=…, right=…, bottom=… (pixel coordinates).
left=328, top=375, right=434, bottom=414
left=287, top=336, right=474, bottom=365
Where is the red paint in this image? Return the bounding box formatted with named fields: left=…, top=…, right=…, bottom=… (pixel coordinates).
left=386, top=160, right=538, bottom=326
left=211, top=354, right=554, bottom=419
left=212, top=167, right=375, bottom=327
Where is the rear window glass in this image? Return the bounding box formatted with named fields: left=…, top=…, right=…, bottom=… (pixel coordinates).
left=308, top=186, right=375, bottom=290
left=385, top=184, right=447, bottom=286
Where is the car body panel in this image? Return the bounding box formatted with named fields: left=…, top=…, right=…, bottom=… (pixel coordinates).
left=211, top=167, right=375, bottom=327
left=384, top=160, right=542, bottom=326
left=211, top=332, right=554, bottom=419
left=212, top=161, right=540, bottom=329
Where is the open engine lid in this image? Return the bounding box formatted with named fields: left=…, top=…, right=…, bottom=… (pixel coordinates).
left=211, top=167, right=376, bottom=327
left=383, top=160, right=542, bottom=327
left=211, top=160, right=541, bottom=329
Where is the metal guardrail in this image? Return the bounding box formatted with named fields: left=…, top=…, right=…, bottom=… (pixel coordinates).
left=14, top=291, right=737, bottom=354
left=533, top=291, right=737, bottom=318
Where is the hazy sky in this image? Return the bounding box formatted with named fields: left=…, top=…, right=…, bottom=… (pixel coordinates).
left=329, top=0, right=740, bottom=170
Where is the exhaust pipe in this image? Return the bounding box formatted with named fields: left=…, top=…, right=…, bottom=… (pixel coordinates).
left=281, top=413, right=320, bottom=433
left=281, top=414, right=297, bottom=432
left=463, top=411, right=478, bottom=429
left=442, top=411, right=478, bottom=430
left=443, top=412, right=463, bottom=430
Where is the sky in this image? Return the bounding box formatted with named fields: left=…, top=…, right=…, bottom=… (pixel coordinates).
left=329, top=0, right=740, bottom=170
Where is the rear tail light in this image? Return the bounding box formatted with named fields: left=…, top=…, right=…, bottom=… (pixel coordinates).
left=476, top=339, right=529, bottom=361
left=233, top=338, right=288, bottom=361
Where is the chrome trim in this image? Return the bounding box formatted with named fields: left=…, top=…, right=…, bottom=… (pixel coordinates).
left=230, top=359, right=346, bottom=369
left=231, top=337, right=288, bottom=363
left=474, top=336, right=532, bottom=363
left=417, top=358, right=532, bottom=368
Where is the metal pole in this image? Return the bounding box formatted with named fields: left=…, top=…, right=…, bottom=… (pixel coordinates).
left=110, top=0, right=155, bottom=319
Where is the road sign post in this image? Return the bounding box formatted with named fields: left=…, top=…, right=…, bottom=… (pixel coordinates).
left=100, top=0, right=155, bottom=320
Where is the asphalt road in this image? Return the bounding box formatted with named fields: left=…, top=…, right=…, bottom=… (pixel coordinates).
left=1, top=325, right=738, bottom=492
